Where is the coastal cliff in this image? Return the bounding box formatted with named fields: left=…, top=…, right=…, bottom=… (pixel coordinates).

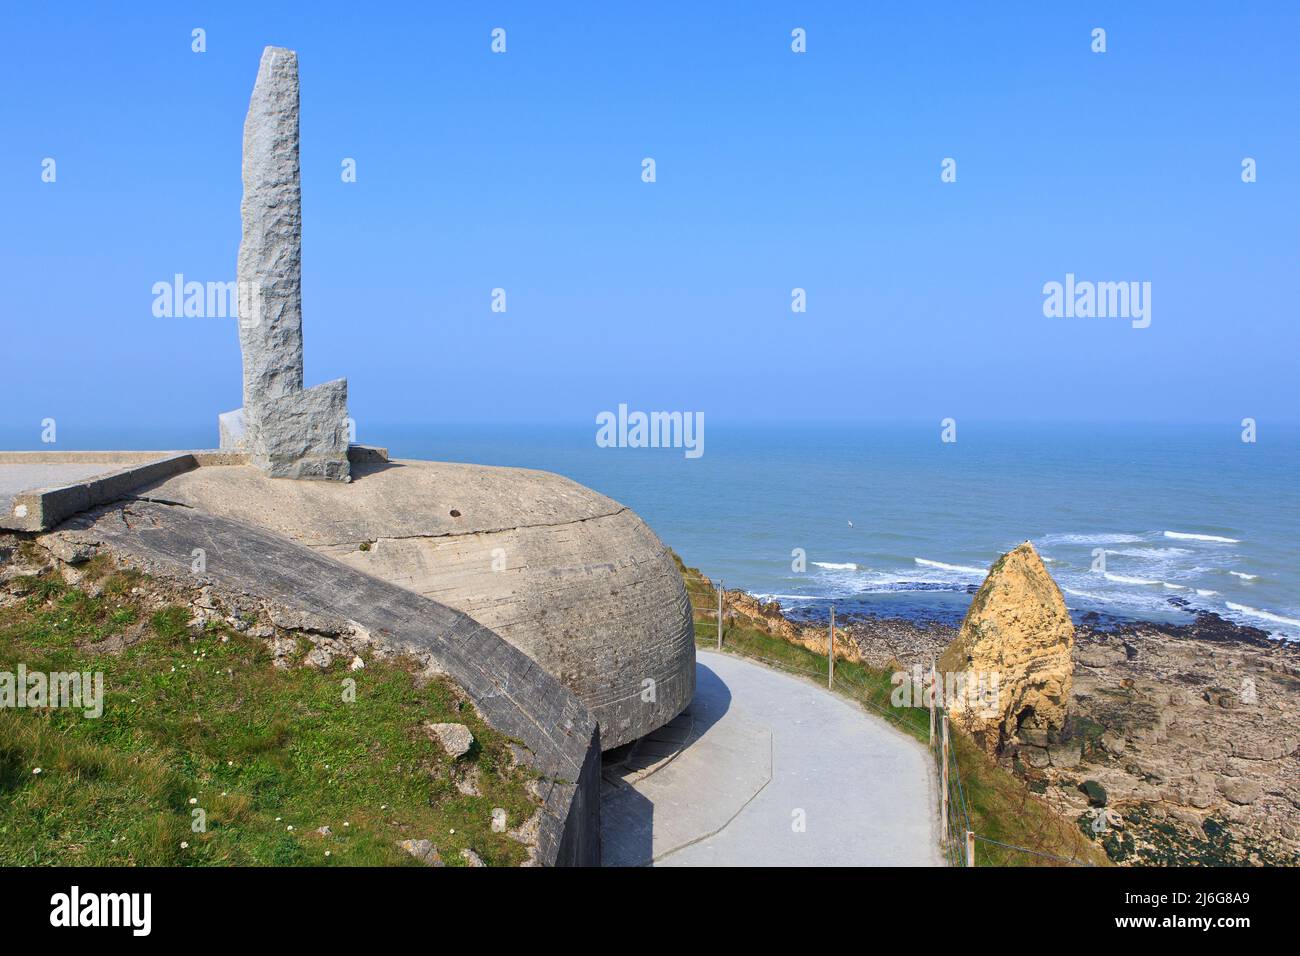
left=682, top=551, right=1300, bottom=867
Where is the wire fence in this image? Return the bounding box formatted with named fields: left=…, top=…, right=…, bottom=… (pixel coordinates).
left=686, top=579, right=1093, bottom=868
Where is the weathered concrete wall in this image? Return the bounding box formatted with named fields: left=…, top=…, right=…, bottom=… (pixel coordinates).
left=0, top=453, right=198, bottom=532
left=51, top=499, right=602, bottom=866
left=0, top=446, right=386, bottom=532
left=138, top=458, right=697, bottom=749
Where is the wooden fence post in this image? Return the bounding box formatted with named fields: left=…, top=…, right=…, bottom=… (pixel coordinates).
left=716, top=579, right=723, bottom=650
left=928, top=657, right=936, bottom=746
left=966, top=829, right=976, bottom=867
left=828, top=605, right=835, bottom=689
left=941, top=714, right=950, bottom=845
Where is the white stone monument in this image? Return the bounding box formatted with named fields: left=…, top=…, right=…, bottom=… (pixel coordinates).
left=219, top=47, right=350, bottom=481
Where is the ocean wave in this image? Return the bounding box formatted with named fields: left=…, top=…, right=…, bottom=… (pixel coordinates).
left=855, top=572, right=973, bottom=593
left=1062, top=583, right=1197, bottom=616
left=1103, top=573, right=1162, bottom=586
left=914, top=558, right=985, bottom=575
left=1229, top=571, right=1259, bottom=581
left=1195, top=589, right=1219, bottom=597
left=1163, top=530, right=1240, bottom=544
left=812, top=561, right=858, bottom=570
left=1038, top=533, right=1144, bottom=546
left=1224, top=603, right=1300, bottom=629
left=1104, top=547, right=1191, bottom=559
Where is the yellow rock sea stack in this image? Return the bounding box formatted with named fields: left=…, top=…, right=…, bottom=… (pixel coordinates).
left=938, top=541, right=1074, bottom=753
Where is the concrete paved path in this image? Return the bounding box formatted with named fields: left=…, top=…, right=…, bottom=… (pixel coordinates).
left=602, top=650, right=942, bottom=866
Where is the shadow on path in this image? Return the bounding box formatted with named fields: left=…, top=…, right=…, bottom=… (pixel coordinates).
left=600, top=660, right=740, bottom=866
left=601, top=650, right=941, bottom=867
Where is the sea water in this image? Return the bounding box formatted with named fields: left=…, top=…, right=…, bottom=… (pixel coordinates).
left=8, top=421, right=1297, bottom=639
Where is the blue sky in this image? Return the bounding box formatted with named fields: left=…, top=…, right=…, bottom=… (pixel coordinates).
left=2, top=1, right=1297, bottom=437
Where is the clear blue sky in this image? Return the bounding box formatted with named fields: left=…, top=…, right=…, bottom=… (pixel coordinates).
left=3, top=1, right=1297, bottom=435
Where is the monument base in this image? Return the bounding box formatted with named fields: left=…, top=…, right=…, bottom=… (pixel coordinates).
left=219, top=379, right=351, bottom=482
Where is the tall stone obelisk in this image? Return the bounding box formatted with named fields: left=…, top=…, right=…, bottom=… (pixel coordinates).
left=220, top=46, right=350, bottom=481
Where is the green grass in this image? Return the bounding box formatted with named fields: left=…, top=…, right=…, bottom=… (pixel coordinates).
left=676, top=553, right=1108, bottom=867
left=0, top=569, right=536, bottom=866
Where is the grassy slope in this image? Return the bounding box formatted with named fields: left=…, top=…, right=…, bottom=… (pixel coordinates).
left=0, top=561, right=535, bottom=866
left=676, top=554, right=1108, bottom=867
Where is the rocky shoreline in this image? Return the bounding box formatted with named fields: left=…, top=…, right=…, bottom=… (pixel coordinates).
left=726, top=588, right=1300, bottom=866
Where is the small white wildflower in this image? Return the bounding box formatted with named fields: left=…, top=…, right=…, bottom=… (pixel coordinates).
left=180, top=841, right=189, bottom=849
left=188, top=797, right=197, bottom=805
left=32, top=768, right=42, bottom=775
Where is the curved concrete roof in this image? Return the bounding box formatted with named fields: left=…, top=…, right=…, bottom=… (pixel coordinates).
left=141, top=458, right=696, bottom=749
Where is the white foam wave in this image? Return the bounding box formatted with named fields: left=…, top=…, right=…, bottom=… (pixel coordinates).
left=914, top=558, right=985, bottom=575
left=1225, top=603, right=1300, bottom=629
left=1103, top=573, right=1161, bottom=586
left=1039, top=533, right=1143, bottom=545
left=812, top=561, right=858, bottom=571
left=1062, top=582, right=1196, bottom=617
left=1229, top=571, right=1258, bottom=581
left=1163, top=531, right=1240, bottom=544
left=1104, top=547, right=1191, bottom=559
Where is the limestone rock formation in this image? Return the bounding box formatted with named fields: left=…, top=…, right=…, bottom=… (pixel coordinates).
left=220, top=46, right=350, bottom=481
left=1036, top=621, right=1300, bottom=865
left=938, top=541, right=1074, bottom=753
left=427, top=722, right=474, bottom=759
left=398, top=839, right=444, bottom=866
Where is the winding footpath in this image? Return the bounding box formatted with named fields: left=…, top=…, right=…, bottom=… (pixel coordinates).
left=602, top=649, right=943, bottom=866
